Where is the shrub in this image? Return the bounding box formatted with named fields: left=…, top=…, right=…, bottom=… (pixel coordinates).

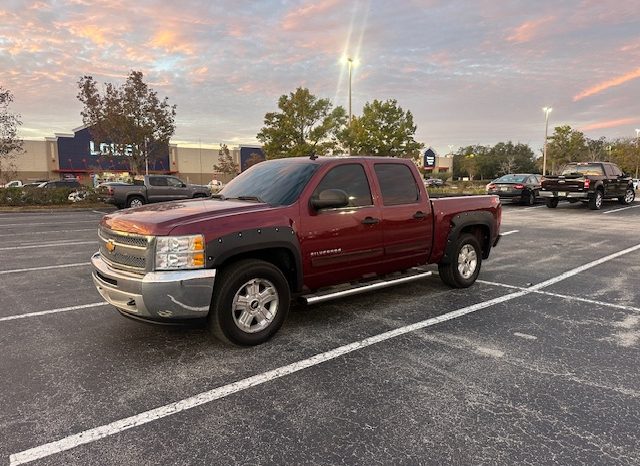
left=0, top=187, right=100, bottom=206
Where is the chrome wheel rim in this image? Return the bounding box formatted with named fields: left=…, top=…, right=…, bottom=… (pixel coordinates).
left=130, top=199, right=143, bottom=208
left=595, top=192, right=602, bottom=208
left=458, top=244, right=478, bottom=280
left=232, top=278, right=279, bottom=334
left=625, top=189, right=635, bottom=203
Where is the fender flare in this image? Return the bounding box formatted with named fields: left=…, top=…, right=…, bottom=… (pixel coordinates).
left=441, top=211, right=495, bottom=263
left=206, top=226, right=303, bottom=292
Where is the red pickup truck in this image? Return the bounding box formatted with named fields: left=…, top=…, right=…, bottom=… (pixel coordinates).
left=92, top=157, right=501, bottom=345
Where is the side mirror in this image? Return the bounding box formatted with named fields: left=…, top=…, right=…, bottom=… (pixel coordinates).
left=310, top=189, right=349, bottom=210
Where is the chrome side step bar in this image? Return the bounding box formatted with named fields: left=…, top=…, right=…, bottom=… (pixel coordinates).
left=301, top=270, right=433, bottom=305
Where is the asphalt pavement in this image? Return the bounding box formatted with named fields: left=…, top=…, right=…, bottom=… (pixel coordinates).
left=0, top=198, right=639, bottom=465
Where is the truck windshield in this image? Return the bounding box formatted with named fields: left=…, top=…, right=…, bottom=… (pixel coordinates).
left=561, top=164, right=604, bottom=176
left=220, top=160, right=318, bottom=206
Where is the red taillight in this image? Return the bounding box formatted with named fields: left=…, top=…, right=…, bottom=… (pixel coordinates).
left=514, top=184, right=524, bottom=189
left=107, top=187, right=114, bottom=195
left=488, top=184, right=496, bottom=190
left=583, top=179, right=590, bottom=189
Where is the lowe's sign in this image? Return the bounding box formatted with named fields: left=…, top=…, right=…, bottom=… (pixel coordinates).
left=57, top=127, right=170, bottom=172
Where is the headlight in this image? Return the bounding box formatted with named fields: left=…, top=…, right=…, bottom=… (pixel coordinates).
left=155, top=234, right=205, bottom=270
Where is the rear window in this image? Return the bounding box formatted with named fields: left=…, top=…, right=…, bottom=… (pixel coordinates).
left=561, top=164, right=604, bottom=176
left=495, top=174, right=527, bottom=183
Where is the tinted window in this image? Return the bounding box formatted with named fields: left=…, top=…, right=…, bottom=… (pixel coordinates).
left=167, top=177, right=184, bottom=187
left=374, top=163, right=419, bottom=205
left=495, top=174, right=527, bottom=183
left=607, top=164, right=622, bottom=177
left=220, top=159, right=318, bottom=206
left=561, top=164, right=604, bottom=176
left=312, top=164, right=372, bottom=208
left=149, top=177, right=168, bottom=186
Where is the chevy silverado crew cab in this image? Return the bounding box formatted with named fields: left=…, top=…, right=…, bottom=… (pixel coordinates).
left=539, top=162, right=635, bottom=209
left=92, top=157, right=502, bottom=345
left=98, top=174, right=210, bottom=208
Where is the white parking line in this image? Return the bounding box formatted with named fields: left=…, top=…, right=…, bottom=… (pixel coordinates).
left=500, top=230, right=519, bottom=236
left=478, top=279, right=640, bottom=313
left=602, top=205, right=640, bottom=214
left=0, top=241, right=96, bottom=251
left=0, top=262, right=90, bottom=275
left=0, top=303, right=109, bottom=322
left=0, top=229, right=96, bottom=238
left=0, top=220, right=98, bottom=227
left=10, top=242, right=640, bottom=465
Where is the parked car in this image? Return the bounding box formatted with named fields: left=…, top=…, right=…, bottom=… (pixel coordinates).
left=486, top=173, right=541, bottom=205
left=92, top=156, right=502, bottom=345
left=39, top=179, right=81, bottom=189
left=98, top=175, right=211, bottom=208
left=539, top=162, right=634, bottom=209
left=0, top=180, right=23, bottom=188
left=633, top=178, right=640, bottom=190
left=424, top=178, right=444, bottom=187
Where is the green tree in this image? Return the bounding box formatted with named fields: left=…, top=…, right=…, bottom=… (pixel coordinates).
left=546, top=125, right=588, bottom=174
left=342, top=99, right=423, bottom=158
left=257, top=87, right=346, bottom=158
left=607, top=139, right=638, bottom=176
left=491, top=142, right=536, bottom=176
left=77, top=70, right=177, bottom=175
left=213, top=144, right=239, bottom=177
left=0, top=87, right=24, bottom=183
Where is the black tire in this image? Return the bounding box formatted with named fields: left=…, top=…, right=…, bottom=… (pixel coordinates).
left=209, top=259, right=290, bottom=346
left=618, top=188, right=635, bottom=205
left=588, top=190, right=603, bottom=210
left=438, top=233, right=482, bottom=288
left=523, top=190, right=535, bottom=206
left=546, top=198, right=559, bottom=208
left=127, top=196, right=145, bottom=208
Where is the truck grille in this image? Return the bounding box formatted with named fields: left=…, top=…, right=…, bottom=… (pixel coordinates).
left=98, top=226, right=153, bottom=272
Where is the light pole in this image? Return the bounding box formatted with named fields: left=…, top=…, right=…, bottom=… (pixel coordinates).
left=347, top=57, right=354, bottom=156
left=542, top=107, right=552, bottom=176
left=635, top=128, right=639, bottom=178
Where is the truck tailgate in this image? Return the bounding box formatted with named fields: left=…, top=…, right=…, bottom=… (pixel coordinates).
left=541, top=176, right=585, bottom=192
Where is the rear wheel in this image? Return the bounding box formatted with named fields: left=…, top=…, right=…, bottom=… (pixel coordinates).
left=588, top=190, right=603, bottom=210
left=618, top=188, right=635, bottom=205
left=127, top=196, right=144, bottom=208
left=546, top=198, right=559, bottom=208
left=523, top=190, right=535, bottom=206
left=209, top=259, right=290, bottom=346
left=438, top=233, right=482, bottom=288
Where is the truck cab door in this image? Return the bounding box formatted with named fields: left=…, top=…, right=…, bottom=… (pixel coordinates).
left=371, top=162, right=432, bottom=272
left=167, top=176, right=190, bottom=199
left=298, top=163, right=384, bottom=290
left=146, top=176, right=169, bottom=202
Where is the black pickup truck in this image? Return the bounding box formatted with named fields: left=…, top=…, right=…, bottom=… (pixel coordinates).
left=98, top=175, right=210, bottom=209
left=539, top=162, right=635, bottom=210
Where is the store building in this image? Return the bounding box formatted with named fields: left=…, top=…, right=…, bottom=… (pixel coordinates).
left=7, top=126, right=264, bottom=185
left=421, top=147, right=453, bottom=176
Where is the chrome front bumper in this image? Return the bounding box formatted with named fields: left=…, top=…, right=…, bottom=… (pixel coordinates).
left=91, top=252, right=216, bottom=321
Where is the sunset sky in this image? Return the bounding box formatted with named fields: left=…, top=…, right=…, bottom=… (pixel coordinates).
left=1, top=0, right=639, bottom=155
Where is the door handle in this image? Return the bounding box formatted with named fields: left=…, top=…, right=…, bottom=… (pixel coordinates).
left=361, top=217, right=380, bottom=225
left=413, top=211, right=426, bottom=219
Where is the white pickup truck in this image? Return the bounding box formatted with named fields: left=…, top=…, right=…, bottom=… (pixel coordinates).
left=0, top=180, right=23, bottom=188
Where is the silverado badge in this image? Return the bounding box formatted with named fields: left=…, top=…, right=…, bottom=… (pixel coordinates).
left=105, top=240, right=116, bottom=253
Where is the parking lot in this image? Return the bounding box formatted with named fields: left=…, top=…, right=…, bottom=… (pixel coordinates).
left=1, top=199, right=639, bottom=465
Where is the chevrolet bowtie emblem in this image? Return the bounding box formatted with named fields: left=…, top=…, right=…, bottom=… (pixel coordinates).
left=105, top=240, right=116, bottom=253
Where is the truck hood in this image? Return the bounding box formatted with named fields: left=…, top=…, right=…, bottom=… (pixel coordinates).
left=101, top=198, right=273, bottom=235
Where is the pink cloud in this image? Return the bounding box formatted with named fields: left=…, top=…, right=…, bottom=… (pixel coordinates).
left=581, top=118, right=638, bottom=131
left=574, top=67, right=640, bottom=101
left=282, top=0, right=342, bottom=30
left=507, top=16, right=555, bottom=43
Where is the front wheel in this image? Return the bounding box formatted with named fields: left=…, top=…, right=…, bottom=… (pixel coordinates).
left=546, top=198, right=559, bottom=208
left=438, top=233, right=482, bottom=288
left=209, top=259, right=290, bottom=346
left=588, top=190, right=603, bottom=210
left=618, top=188, right=635, bottom=205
